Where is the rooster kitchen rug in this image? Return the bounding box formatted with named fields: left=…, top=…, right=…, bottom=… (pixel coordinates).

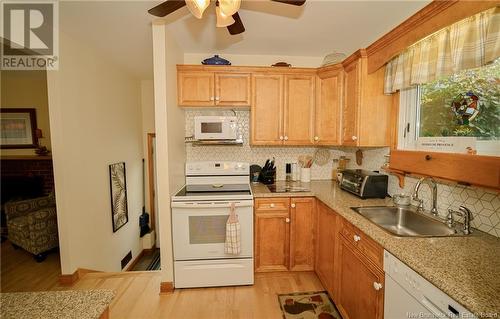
left=278, top=291, right=342, bottom=319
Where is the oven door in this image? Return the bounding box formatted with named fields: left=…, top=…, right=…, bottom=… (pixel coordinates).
left=171, top=200, right=253, bottom=260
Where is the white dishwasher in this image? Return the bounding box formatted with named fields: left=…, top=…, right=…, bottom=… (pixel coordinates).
left=384, top=250, right=477, bottom=319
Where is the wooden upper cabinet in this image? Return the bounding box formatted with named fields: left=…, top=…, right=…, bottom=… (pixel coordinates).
left=177, top=68, right=250, bottom=107
left=251, top=74, right=284, bottom=145
left=342, top=58, right=362, bottom=146
left=341, top=50, right=393, bottom=147
left=336, top=236, right=385, bottom=319
left=289, top=197, right=315, bottom=271
left=283, top=75, right=315, bottom=145
left=315, top=66, right=343, bottom=145
left=254, top=198, right=290, bottom=272
left=215, top=73, right=251, bottom=106
left=177, top=71, right=215, bottom=106
left=315, top=200, right=337, bottom=298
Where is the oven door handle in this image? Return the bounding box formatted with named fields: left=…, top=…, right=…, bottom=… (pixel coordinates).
left=171, top=201, right=253, bottom=208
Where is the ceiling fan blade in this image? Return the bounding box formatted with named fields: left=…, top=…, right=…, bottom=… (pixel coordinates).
left=271, top=0, right=306, bottom=5
left=148, top=0, right=186, bottom=17
left=227, top=12, right=245, bottom=35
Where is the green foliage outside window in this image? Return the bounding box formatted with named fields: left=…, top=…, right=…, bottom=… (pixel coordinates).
left=419, top=58, right=500, bottom=140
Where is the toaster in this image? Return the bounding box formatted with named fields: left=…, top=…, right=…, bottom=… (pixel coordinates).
left=340, top=169, right=388, bottom=199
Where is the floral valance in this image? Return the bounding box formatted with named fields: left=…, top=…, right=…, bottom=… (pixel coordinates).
left=384, top=7, right=500, bottom=94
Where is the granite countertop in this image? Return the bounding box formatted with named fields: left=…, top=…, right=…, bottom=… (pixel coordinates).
left=252, top=180, right=500, bottom=316
left=0, top=289, right=114, bottom=319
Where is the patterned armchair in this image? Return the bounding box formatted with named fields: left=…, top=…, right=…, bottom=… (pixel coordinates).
left=4, top=194, right=58, bottom=262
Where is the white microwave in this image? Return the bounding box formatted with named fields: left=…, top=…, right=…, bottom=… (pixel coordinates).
left=194, top=116, right=238, bottom=140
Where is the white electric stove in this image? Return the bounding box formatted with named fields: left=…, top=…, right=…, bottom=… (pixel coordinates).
left=171, top=161, right=254, bottom=288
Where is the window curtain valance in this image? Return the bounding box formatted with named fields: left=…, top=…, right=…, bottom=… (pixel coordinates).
left=384, top=7, right=500, bottom=94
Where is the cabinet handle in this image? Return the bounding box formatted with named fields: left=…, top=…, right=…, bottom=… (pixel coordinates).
left=353, top=235, right=361, bottom=242
left=284, top=136, right=289, bottom=141
left=285, top=218, right=290, bottom=223
left=210, top=96, right=215, bottom=101
left=270, top=203, right=275, bottom=208
left=373, top=282, right=383, bottom=291
left=291, top=203, right=296, bottom=208
left=279, top=136, right=284, bottom=141
left=314, top=136, right=319, bottom=141
left=215, top=96, right=220, bottom=101
left=352, top=136, right=358, bottom=141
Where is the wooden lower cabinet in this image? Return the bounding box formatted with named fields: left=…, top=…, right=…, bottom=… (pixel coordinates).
left=290, top=198, right=315, bottom=271
left=254, top=197, right=315, bottom=272
left=254, top=208, right=290, bottom=272
left=315, top=200, right=337, bottom=298
left=336, top=235, right=385, bottom=319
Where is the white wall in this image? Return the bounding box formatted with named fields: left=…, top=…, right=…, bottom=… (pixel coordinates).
left=47, top=31, right=143, bottom=274
left=152, top=22, right=185, bottom=284
left=184, top=53, right=323, bottom=68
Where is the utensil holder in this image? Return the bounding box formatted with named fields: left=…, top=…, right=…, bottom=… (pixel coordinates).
left=300, top=168, right=311, bottom=183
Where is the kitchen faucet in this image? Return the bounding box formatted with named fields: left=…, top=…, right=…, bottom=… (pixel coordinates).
left=412, top=177, right=439, bottom=216
left=447, top=206, right=474, bottom=235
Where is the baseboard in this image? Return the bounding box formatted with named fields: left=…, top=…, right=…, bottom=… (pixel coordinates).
left=124, top=249, right=145, bottom=271
left=160, top=281, right=174, bottom=294
left=59, top=269, right=79, bottom=286
left=59, top=268, right=101, bottom=286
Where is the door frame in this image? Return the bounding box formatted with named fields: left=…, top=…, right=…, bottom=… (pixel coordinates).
left=147, top=133, right=156, bottom=232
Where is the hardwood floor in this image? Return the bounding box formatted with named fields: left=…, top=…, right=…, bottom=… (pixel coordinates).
left=2, top=239, right=324, bottom=318
left=72, top=271, right=323, bottom=319
left=0, top=240, right=62, bottom=292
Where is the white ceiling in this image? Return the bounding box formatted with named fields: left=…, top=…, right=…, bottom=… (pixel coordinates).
left=60, top=0, right=430, bottom=79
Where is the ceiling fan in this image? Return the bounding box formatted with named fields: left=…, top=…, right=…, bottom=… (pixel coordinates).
left=148, top=0, right=306, bottom=35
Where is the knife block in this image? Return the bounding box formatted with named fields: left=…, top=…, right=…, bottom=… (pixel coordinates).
left=259, top=169, right=276, bottom=185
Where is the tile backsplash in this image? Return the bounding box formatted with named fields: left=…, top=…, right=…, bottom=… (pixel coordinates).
left=185, top=110, right=500, bottom=237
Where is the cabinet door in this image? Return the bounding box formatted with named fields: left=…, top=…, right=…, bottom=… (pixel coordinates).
left=215, top=73, right=251, bottom=106
left=289, top=197, right=315, bottom=271
left=254, top=209, right=290, bottom=272
left=336, top=236, right=384, bottom=319
left=177, top=72, right=215, bottom=106
left=283, top=75, right=315, bottom=145
left=251, top=74, right=284, bottom=145
left=315, top=201, right=337, bottom=298
left=315, top=71, right=343, bottom=145
left=342, top=61, right=361, bottom=146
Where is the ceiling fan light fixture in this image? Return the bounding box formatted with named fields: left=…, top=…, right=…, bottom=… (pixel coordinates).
left=216, top=5, right=235, bottom=28
left=219, top=0, right=241, bottom=16
left=186, top=0, right=210, bottom=19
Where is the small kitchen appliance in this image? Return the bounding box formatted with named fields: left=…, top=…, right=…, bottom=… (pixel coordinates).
left=171, top=161, right=253, bottom=288
left=340, top=169, right=388, bottom=199
left=194, top=116, right=238, bottom=140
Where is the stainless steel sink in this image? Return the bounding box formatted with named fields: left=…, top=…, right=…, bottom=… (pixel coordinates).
left=351, top=206, right=460, bottom=237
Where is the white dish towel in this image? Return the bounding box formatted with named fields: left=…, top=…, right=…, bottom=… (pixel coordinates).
left=225, top=203, right=241, bottom=255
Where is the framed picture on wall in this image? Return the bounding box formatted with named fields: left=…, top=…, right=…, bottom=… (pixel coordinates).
left=0, top=108, right=38, bottom=148
left=109, top=162, right=129, bottom=232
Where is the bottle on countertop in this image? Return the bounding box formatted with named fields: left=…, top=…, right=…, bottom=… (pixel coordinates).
left=286, top=163, right=292, bottom=182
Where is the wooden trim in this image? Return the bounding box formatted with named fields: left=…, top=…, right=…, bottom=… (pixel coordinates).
left=59, top=269, right=79, bottom=286
left=99, top=307, right=109, bottom=319
left=177, top=64, right=317, bottom=75
left=389, top=150, right=500, bottom=190
left=160, top=281, right=174, bottom=294
left=59, top=268, right=101, bottom=286
left=341, top=49, right=367, bottom=69
left=1, top=155, right=52, bottom=160
left=124, top=249, right=145, bottom=272
left=317, top=63, right=344, bottom=78
left=147, top=133, right=156, bottom=232
left=366, top=1, right=499, bottom=73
